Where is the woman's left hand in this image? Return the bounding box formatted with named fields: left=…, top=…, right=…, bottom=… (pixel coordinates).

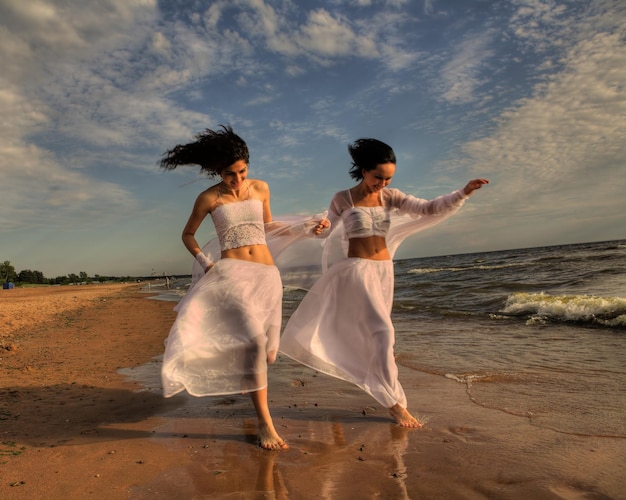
left=463, top=178, right=489, bottom=195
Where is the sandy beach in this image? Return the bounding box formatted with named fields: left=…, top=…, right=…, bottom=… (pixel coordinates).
left=1, top=284, right=624, bottom=499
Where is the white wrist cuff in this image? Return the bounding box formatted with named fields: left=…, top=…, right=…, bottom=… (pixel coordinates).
left=195, top=252, right=213, bottom=269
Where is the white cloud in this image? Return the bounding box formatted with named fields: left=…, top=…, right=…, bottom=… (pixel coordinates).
left=208, top=1, right=416, bottom=70
left=234, top=0, right=299, bottom=56
left=459, top=27, right=626, bottom=237
left=246, top=94, right=276, bottom=106
left=0, top=0, right=174, bottom=231
left=509, top=0, right=571, bottom=52
left=296, top=8, right=378, bottom=58
left=360, top=11, right=421, bottom=70
left=0, top=139, right=138, bottom=230
left=438, top=30, right=497, bottom=104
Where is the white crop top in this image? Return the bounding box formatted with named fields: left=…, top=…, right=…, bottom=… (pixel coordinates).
left=342, top=206, right=391, bottom=238
left=328, top=187, right=468, bottom=240
left=210, top=198, right=266, bottom=251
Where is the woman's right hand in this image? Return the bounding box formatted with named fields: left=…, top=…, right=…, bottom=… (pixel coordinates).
left=313, top=218, right=331, bottom=235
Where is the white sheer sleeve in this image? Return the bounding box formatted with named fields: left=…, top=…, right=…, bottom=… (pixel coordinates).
left=387, top=188, right=468, bottom=217
left=383, top=187, right=468, bottom=259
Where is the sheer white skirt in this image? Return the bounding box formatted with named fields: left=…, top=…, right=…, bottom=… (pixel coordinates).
left=280, top=258, right=407, bottom=408
left=161, top=259, right=282, bottom=398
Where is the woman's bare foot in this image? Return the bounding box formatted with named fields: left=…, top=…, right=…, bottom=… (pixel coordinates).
left=258, top=422, right=289, bottom=451
left=249, top=389, right=287, bottom=450
left=389, top=404, right=423, bottom=428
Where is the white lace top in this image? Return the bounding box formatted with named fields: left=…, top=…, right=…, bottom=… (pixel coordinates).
left=210, top=198, right=266, bottom=251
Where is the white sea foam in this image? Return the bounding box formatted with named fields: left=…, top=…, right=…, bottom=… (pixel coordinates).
left=502, top=292, right=626, bottom=327
left=444, top=373, right=487, bottom=385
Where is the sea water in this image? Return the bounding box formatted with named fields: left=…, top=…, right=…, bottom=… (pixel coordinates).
left=282, top=240, right=626, bottom=438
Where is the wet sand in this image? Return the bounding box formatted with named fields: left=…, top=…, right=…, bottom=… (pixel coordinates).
left=1, top=284, right=624, bottom=499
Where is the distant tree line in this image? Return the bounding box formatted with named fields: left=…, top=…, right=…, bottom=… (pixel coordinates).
left=0, top=260, right=133, bottom=286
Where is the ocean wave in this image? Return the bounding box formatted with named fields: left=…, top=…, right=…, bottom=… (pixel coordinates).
left=502, top=292, right=626, bottom=328
left=407, top=262, right=527, bottom=275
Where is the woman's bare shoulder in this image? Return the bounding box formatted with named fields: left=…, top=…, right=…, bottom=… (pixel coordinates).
left=195, top=183, right=222, bottom=211
left=248, top=178, right=270, bottom=194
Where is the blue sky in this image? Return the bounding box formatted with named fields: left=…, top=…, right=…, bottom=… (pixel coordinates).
left=1, top=0, right=624, bottom=278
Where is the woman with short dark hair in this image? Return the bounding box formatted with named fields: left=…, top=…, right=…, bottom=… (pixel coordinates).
left=280, top=137, right=489, bottom=428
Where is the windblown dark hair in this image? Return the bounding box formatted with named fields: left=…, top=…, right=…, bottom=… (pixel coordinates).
left=159, top=125, right=249, bottom=176
left=348, top=138, right=396, bottom=181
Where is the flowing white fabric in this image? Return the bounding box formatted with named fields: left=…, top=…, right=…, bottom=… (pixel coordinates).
left=279, top=186, right=469, bottom=409
left=162, top=259, right=282, bottom=397
left=279, top=259, right=407, bottom=408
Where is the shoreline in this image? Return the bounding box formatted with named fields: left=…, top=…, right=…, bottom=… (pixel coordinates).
left=1, top=285, right=624, bottom=498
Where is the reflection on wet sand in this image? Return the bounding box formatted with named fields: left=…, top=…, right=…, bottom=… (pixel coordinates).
left=280, top=419, right=413, bottom=499
left=126, top=414, right=415, bottom=498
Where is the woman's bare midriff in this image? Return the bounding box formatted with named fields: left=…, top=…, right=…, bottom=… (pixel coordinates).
left=221, top=244, right=275, bottom=266
left=347, top=236, right=391, bottom=261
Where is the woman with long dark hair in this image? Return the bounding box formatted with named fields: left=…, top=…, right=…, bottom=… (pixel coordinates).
left=160, top=125, right=326, bottom=450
